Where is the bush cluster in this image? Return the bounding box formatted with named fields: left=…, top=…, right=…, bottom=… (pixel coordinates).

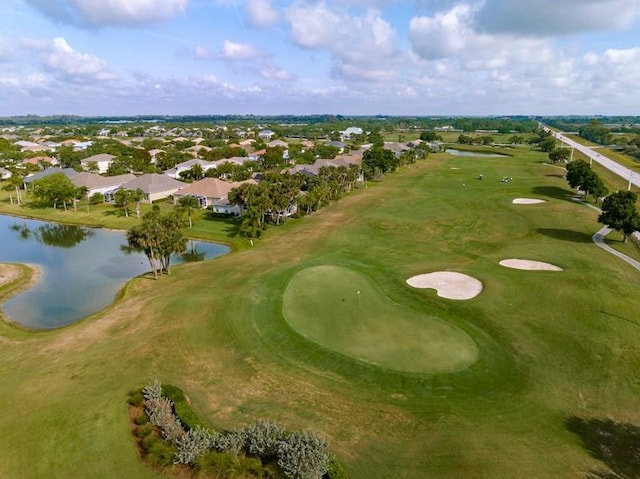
left=131, top=380, right=342, bottom=479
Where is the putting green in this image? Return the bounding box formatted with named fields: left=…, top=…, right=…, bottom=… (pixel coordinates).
left=282, top=265, right=479, bottom=373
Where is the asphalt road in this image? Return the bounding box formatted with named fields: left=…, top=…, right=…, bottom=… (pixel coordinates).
left=541, top=124, right=640, bottom=189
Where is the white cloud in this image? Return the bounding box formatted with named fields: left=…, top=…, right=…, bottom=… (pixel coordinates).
left=194, top=45, right=213, bottom=60
left=409, top=4, right=473, bottom=60
left=259, top=61, right=291, bottom=81
left=246, top=0, right=279, bottom=27
left=25, top=0, right=188, bottom=27
left=286, top=3, right=401, bottom=82
left=287, top=2, right=340, bottom=48
left=35, top=37, right=115, bottom=83
left=222, top=40, right=258, bottom=60
left=475, top=0, right=640, bottom=36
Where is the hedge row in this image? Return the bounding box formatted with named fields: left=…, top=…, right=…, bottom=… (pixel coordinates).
left=127, top=380, right=348, bottom=479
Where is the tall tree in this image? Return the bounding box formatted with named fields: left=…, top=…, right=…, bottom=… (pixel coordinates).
left=598, top=191, right=640, bottom=242
left=549, top=148, right=571, bottom=163
left=114, top=189, right=132, bottom=217
left=29, top=173, right=78, bottom=209
left=126, top=209, right=187, bottom=278
left=178, top=195, right=200, bottom=228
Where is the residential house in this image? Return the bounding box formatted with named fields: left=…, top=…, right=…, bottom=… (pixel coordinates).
left=71, top=172, right=136, bottom=198
left=165, top=159, right=216, bottom=179
left=80, top=153, right=116, bottom=174
left=325, top=141, right=346, bottom=153
left=113, top=173, right=184, bottom=203
left=73, top=141, right=93, bottom=151
left=185, top=144, right=212, bottom=158
left=258, top=129, right=275, bottom=140
left=383, top=142, right=411, bottom=157
left=267, top=139, right=288, bottom=148
left=22, top=156, right=58, bottom=168
left=0, top=167, right=11, bottom=179
left=14, top=140, right=40, bottom=149
left=23, top=167, right=77, bottom=189
left=173, top=177, right=236, bottom=208
left=249, top=149, right=265, bottom=161
left=339, top=127, right=363, bottom=139
left=148, top=149, right=165, bottom=164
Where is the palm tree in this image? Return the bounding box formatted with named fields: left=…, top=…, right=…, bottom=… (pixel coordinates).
left=114, top=189, right=132, bottom=217
left=178, top=195, right=200, bottom=228
left=126, top=223, right=159, bottom=279
left=130, top=188, right=145, bottom=219
left=4, top=174, right=24, bottom=205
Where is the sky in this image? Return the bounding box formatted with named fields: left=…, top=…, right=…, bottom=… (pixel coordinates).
left=1, top=0, right=640, bottom=117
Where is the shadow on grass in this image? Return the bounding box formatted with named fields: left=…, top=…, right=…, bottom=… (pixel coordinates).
left=565, top=416, right=640, bottom=478
left=531, top=185, right=576, bottom=201
left=206, top=213, right=241, bottom=239
left=537, top=228, right=593, bottom=243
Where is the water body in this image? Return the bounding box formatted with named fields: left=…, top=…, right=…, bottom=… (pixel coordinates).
left=446, top=148, right=508, bottom=158
left=0, top=215, right=229, bottom=329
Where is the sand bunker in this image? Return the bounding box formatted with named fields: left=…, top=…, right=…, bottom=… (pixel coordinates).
left=512, top=198, right=546, bottom=204
left=499, top=259, right=563, bottom=271
left=406, top=272, right=483, bottom=300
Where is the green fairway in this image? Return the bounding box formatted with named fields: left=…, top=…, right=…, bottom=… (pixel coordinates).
left=282, top=265, right=479, bottom=373
left=1, top=144, right=640, bottom=478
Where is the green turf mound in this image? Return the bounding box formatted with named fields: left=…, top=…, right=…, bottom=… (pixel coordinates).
left=282, top=265, right=479, bottom=374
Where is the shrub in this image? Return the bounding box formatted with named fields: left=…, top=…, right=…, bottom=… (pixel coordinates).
left=162, top=384, right=208, bottom=430
left=134, top=412, right=149, bottom=426
left=211, top=429, right=246, bottom=456
left=145, top=396, right=184, bottom=444
left=242, top=419, right=287, bottom=460
left=174, top=427, right=218, bottom=465
left=127, top=389, right=145, bottom=407
left=195, top=451, right=266, bottom=477
left=146, top=439, right=176, bottom=467
left=90, top=192, right=104, bottom=205
left=277, top=430, right=329, bottom=479
left=142, top=379, right=162, bottom=401
left=326, top=454, right=349, bottom=479
left=135, top=423, right=154, bottom=439
left=141, top=434, right=162, bottom=453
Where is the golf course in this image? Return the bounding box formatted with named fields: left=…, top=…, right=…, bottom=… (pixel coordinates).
left=1, top=146, right=640, bottom=478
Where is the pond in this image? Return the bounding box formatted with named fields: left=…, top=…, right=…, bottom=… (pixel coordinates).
left=0, top=215, right=229, bottom=329
left=446, top=148, right=508, bottom=158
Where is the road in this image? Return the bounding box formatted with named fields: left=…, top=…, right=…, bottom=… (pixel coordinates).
left=540, top=124, right=640, bottom=189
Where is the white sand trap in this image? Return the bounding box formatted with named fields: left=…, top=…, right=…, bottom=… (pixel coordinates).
left=406, top=272, right=483, bottom=300
left=450, top=167, right=461, bottom=170
left=512, top=198, right=547, bottom=204
left=499, top=259, right=563, bottom=271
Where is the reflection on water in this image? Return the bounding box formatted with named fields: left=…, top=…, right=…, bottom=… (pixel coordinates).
left=1, top=215, right=229, bottom=329
left=9, top=223, right=94, bottom=248
left=181, top=241, right=206, bottom=263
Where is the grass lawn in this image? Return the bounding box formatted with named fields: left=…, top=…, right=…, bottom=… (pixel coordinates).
left=282, top=264, right=479, bottom=373
left=1, top=148, right=640, bottom=478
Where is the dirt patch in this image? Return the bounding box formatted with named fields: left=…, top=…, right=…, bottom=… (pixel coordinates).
left=512, top=198, right=547, bottom=205
left=0, top=263, right=41, bottom=297
left=406, top=272, right=483, bottom=300
left=499, top=259, right=563, bottom=271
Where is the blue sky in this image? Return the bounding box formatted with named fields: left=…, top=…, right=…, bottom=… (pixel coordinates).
left=1, top=0, right=640, bottom=116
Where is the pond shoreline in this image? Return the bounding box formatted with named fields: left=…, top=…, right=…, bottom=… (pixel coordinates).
left=0, top=263, right=42, bottom=328
left=0, top=214, right=230, bottom=329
